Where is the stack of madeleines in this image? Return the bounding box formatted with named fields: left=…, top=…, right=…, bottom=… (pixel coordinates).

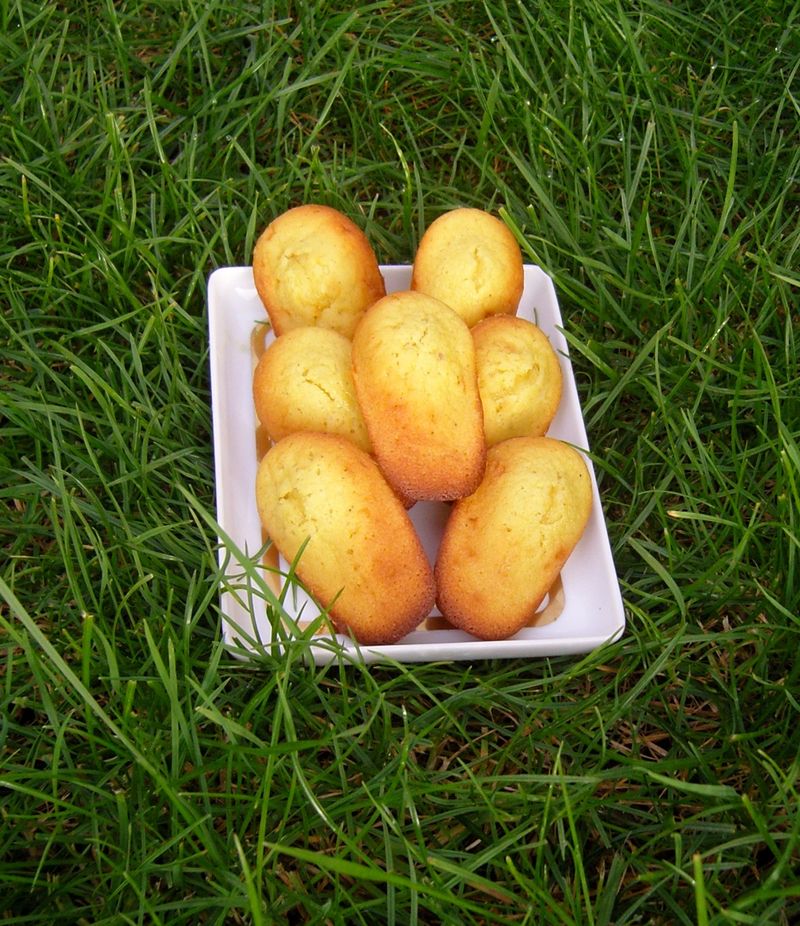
left=250, top=203, right=592, bottom=645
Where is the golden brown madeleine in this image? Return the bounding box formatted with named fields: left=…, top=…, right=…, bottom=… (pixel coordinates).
left=252, top=327, right=371, bottom=452
left=255, top=432, right=435, bottom=645
left=351, top=290, right=486, bottom=501
left=435, top=437, right=592, bottom=640
left=472, top=315, right=563, bottom=447
left=410, top=207, right=524, bottom=327
left=252, top=204, right=386, bottom=338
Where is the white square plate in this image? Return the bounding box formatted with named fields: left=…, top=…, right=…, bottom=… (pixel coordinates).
left=208, top=265, right=625, bottom=663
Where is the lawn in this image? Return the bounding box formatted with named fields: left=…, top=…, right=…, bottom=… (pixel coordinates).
left=1, top=0, right=799, bottom=923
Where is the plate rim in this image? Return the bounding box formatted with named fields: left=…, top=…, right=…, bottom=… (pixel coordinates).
left=208, top=263, right=626, bottom=663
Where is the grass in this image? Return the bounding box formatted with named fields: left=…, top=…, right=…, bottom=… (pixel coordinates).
left=1, top=0, right=799, bottom=922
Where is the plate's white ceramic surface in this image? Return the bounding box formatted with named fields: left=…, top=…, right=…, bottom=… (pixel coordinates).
left=208, top=265, right=625, bottom=663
